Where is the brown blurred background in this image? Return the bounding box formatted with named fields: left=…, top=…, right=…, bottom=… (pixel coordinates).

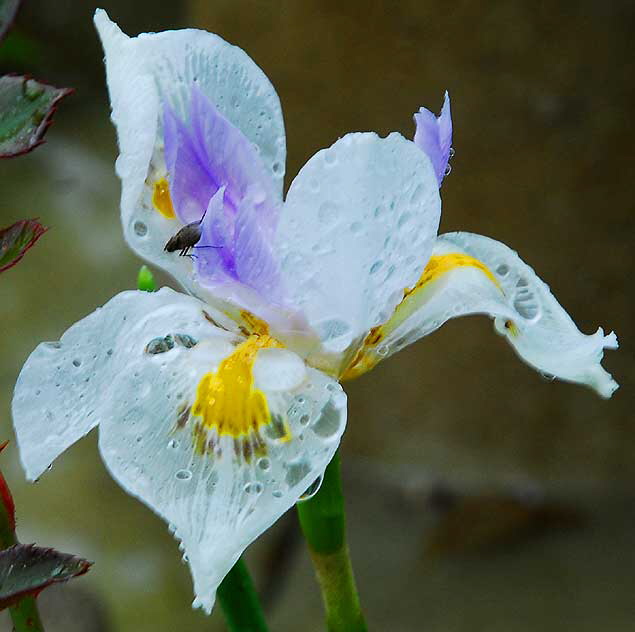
left=0, top=1, right=633, bottom=630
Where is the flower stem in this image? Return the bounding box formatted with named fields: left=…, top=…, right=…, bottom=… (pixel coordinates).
left=296, top=451, right=367, bottom=632
left=217, top=558, right=269, bottom=632
left=9, top=597, right=45, bottom=632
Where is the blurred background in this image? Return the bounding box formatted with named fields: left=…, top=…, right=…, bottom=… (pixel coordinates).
left=1, top=1, right=633, bottom=630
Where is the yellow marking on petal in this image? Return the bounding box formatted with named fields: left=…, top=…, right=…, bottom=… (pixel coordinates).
left=152, top=178, right=176, bottom=219
left=191, top=334, right=289, bottom=456
left=341, top=253, right=502, bottom=380
left=404, top=253, right=501, bottom=298
left=239, top=310, right=271, bottom=337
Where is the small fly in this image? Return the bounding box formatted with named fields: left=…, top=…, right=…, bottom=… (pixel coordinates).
left=164, top=207, right=220, bottom=258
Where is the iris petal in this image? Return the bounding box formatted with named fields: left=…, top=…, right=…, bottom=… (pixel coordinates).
left=12, top=287, right=346, bottom=612
left=413, top=91, right=453, bottom=186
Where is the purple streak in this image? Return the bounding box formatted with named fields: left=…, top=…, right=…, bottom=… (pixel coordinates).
left=413, top=91, right=453, bottom=186
left=163, top=86, right=282, bottom=296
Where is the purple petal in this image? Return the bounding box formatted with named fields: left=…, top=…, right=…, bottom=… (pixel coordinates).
left=234, top=201, right=281, bottom=302
left=196, top=187, right=237, bottom=283
left=164, top=86, right=283, bottom=296
left=188, top=86, right=277, bottom=228
left=163, top=103, right=216, bottom=224
left=413, top=91, right=453, bottom=186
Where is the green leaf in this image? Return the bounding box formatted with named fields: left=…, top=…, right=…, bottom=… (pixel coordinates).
left=0, top=544, right=91, bottom=610
left=0, top=219, right=47, bottom=273
left=0, top=0, right=20, bottom=43
left=0, top=75, right=72, bottom=157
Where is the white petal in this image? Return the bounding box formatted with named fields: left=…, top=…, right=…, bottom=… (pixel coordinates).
left=98, top=330, right=346, bottom=612
left=346, top=232, right=618, bottom=397
left=276, top=132, right=440, bottom=367
left=13, top=284, right=346, bottom=611
left=93, top=10, right=286, bottom=296
left=12, top=288, right=234, bottom=481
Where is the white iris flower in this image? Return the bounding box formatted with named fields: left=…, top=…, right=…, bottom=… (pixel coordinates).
left=11, top=10, right=618, bottom=614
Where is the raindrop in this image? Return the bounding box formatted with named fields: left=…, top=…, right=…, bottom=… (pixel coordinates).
left=298, top=475, right=324, bottom=501
left=133, top=221, right=148, bottom=237
left=444, top=164, right=452, bottom=176
left=312, top=400, right=342, bottom=439
left=370, top=260, right=383, bottom=275
left=496, top=264, right=510, bottom=277
left=272, top=161, right=282, bottom=174
left=397, top=212, right=412, bottom=229
left=410, top=183, right=424, bottom=205
left=175, top=469, right=192, bottom=481
left=377, top=345, right=389, bottom=357
left=449, top=147, right=456, bottom=158
left=257, top=457, right=271, bottom=471
left=167, top=439, right=179, bottom=449
left=272, top=490, right=283, bottom=498
left=244, top=481, right=264, bottom=495
left=299, top=414, right=310, bottom=426
left=72, top=358, right=81, bottom=367
left=324, top=149, right=337, bottom=166
left=284, top=458, right=311, bottom=487
left=318, top=201, right=338, bottom=224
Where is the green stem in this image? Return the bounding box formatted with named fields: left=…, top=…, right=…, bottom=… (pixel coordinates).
left=9, top=597, right=45, bottom=632
left=217, top=558, right=269, bottom=632
left=296, top=452, right=367, bottom=632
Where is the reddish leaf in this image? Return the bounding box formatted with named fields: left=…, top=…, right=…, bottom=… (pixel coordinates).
left=0, top=0, right=20, bottom=43
left=0, top=544, right=92, bottom=610
left=0, top=75, right=72, bottom=157
left=0, top=219, right=48, bottom=273
left=0, top=441, right=15, bottom=536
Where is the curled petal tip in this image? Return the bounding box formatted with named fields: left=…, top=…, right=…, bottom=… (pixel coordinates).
left=413, top=91, right=453, bottom=186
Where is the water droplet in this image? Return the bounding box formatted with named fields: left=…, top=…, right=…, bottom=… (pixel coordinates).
left=168, top=439, right=179, bottom=449
left=72, top=358, right=81, bottom=367
left=272, top=161, right=282, bottom=174
left=350, top=221, right=362, bottom=234
left=370, top=260, right=383, bottom=275
left=496, top=264, right=509, bottom=276
left=397, top=212, right=412, bottom=228
left=298, top=475, right=323, bottom=501
left=410, top=183, right=425, bottom=205
left=272, top=490, right=283, bottom=498
left=324, top=149, right=337, bottom=166
left=444, top=164, right=452, bottom=176
left=299, top=414, right=310, bottom=426
left=133, top=220, right=147, bottom=237
left=257, top=457, right=271, bottom=471
left=284, top=459, right=311, bottom=487
left=175, top=469, right=192, bottom=481
left=377, top=345, right=389, bottom=357
left=312, top=400, right=341, bottom=439
left=449, top=147, right=456, bottom=158
left=318, top=201, right=338, bottom=224
left=244, top=481, right=263, bottom=495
